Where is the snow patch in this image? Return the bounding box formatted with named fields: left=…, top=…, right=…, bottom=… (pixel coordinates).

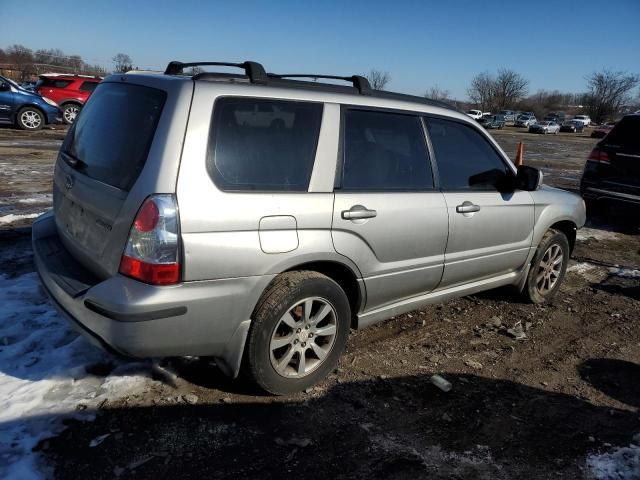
left=577, top=228, right=620, bottom=241
left=609, top=267, right=640, bottom=279
left=568, top=262, right=599, bottom=275
left=587, top=440, right=640, bottom=480
left=0, top=273, right=156, bottom=479
left=0, top=213, right=42, bottom=225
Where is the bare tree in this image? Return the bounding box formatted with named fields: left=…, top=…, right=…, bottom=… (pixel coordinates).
left=467, top=72, right=493, bottom=112
left=584, top=69, right=640, bottom=122
left=425, top=85, right=450, bottom=101
left=112, top=53, right=133, bottom=73
left=467, top=69, right=529, bottom=112
left=364, top=69, right=391, bottom=90
left=493, top=68, right=529, bottom=110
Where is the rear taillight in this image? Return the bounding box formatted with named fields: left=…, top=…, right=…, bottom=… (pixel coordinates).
left=119, top=194, right=180, bottom=285
left=588, top=148, right=610, bottom=164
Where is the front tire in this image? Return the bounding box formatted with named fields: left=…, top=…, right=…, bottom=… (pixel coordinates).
left=245, top=271, right=351, bottom=395
left=62, top=103, right=81, bottom=125
left=522, top=230, right=570, bottom=304
left=16, top=107, right=44, bottom=130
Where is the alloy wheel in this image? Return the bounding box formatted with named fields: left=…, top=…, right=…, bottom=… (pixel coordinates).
left=21, top=110, right=42, bottom=129
left=63, top=105, right=79, bottom=124
left=269, top=297, right=338, bottom=378
left=535, top=244, right=564, bottom=295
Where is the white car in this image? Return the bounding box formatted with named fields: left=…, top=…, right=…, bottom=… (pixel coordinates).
left=466, top=109, right=483, bottom=120
left=572, top=115, right=591, bottom=127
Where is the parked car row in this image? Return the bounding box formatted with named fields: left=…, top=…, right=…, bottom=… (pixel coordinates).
left=0, top=75, right=62, bottom=130
left=0, top=73, right=101, bottom=130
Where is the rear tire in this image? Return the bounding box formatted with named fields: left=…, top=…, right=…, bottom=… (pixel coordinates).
left=522, top=229, right=570, bottom=304
left=245, top=271, right=351, bottom=395
left=62, top=103, right=81, bottom=125
left=16, top=107, right=44, bottom=130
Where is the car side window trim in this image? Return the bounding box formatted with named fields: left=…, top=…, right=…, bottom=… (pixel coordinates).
left=422, top=114, right=517, bottom=193
left=334, top=105, right=436, bottom=193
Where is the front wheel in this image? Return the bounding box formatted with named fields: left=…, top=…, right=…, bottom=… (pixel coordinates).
left=245, top=271, right=351, bottom=394
left=16, top=107, right=44, bottom=130
left=62, top=103, right=81, bottom=125
left=522, top=230, right=570, bottom=304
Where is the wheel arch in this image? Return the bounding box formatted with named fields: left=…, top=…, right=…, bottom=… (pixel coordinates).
left=549, top=220, right=577, bottom=253
left=283, top=260, right=364, bottom=328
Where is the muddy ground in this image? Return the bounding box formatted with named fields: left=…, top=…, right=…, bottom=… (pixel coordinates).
left=0, top=124, right=639, bottom=479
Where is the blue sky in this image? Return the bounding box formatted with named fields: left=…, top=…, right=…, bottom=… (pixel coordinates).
left=1, top=0, right=639, bottom=99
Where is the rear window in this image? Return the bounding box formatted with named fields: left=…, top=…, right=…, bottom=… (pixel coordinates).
left=602, top=116, right=640, bottom=151
left=62, top=82, right=166, bottom=190
left=207, top=97, right=323, bottom=191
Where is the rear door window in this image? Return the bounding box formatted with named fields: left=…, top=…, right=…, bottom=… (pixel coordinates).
left=207, top=97, right=323, bottom=191
left=62, top=82, right=166, bottom=190
left=426, top=117, right=511, bottom=191
left=340, top=109, right=433, bottom=190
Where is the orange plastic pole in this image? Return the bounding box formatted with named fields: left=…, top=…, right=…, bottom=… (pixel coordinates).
left=515, top=142, right=524, bottom=166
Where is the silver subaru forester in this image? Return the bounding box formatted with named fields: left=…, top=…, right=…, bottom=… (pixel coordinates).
left=33, top=61, right=586, bottom=394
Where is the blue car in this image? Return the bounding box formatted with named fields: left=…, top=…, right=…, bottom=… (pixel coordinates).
left=0, top=75, right=62, bottom=130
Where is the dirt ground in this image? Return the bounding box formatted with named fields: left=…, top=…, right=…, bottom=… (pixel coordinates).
left=1, top=124, right=639, bottom=479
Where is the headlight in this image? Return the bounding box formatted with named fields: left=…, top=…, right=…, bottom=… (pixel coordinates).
left=42, top=97, right=58, bottom=107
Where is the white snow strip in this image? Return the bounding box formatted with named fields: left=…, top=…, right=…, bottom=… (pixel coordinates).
left=587, top=440, right=640, bottom=480
left=0, top=273, right=155, bottom=479
left=577, top=228, right=620, bottom=241
left=0, top=213, right=42, bottom=225
left=609, top=267, right=640, bottom=279
left=567, top=262, right=599, bottom=275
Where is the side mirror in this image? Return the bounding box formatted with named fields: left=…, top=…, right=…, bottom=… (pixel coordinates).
left=0, top=83, right=10, bottom=91
left=516, top=165, right=543, bottom=191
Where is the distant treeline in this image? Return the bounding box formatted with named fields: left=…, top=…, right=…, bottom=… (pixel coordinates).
left=0, top=44, right=107, bottom=80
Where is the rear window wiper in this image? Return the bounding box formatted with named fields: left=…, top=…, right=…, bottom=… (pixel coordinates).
left=61, top=150, right=88, bottom=170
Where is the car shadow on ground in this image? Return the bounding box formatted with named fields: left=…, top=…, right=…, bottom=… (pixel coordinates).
left=585, top=202, right=640, bottom=236
left=7, top=362, right=638, bottom=480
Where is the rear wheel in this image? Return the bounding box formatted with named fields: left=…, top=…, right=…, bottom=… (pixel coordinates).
left=62, top=103, right=81, bottom=125
left=522, top=230, right=569, bottom=304
left=16, top=107, right=44, bottom=130
left=245, top=271, right=351, bottom=394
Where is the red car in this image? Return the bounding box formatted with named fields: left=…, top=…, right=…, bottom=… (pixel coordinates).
left=35, top=74, right=102, bottom=124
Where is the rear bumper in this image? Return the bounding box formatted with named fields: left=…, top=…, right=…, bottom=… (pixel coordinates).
left=32, top=212, right=274, bottom=376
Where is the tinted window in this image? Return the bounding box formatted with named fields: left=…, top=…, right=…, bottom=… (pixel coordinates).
left=426, top=117, right=510, bottom=191
left=602, top=116, right=640, bottom=151
left=341, top=110, right=433, bottom=191
left=207, top=98, right=323, bottom=191
left=79, top=81, right=98, bottom=92
left=38, top=78, right=72, bottom=89
left=63, top=83, right=166, bottom=190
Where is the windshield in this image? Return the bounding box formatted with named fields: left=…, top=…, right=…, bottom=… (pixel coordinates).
left=1, top=76, right=22, bottom=90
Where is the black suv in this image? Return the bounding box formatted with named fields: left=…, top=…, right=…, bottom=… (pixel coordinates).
left=580, top=114, right=640, bottom=208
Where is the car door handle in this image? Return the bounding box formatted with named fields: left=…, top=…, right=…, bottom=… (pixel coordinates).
left=456, top=201, right=481, bottom=214
left=342, top=205, right=377, bottom=220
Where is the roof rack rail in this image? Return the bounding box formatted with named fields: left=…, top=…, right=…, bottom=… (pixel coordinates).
left=267, top=73, right=372, bottom=95
left=164, top=61, right=268, bottom=84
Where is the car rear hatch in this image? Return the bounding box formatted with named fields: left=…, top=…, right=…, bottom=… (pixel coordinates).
left=52, top=76, right=192, bottom=279
left=588, top=116, right=640, bottom=193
